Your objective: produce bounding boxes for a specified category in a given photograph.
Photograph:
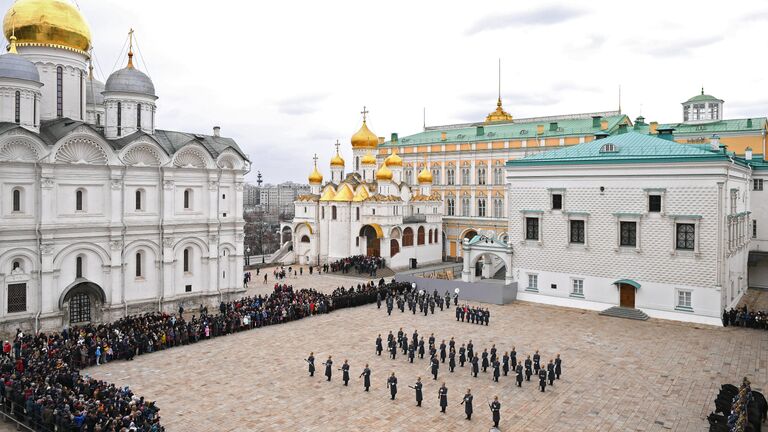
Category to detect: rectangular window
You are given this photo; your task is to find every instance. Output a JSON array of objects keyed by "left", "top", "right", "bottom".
[
  {"left": 447, "top": 169, "right": 455, "bottom": 185},
  {"left": 477, "top": 168, "right": 486, "bottom": 185},
  {"left": 753, "top": 220, "right": 758, "bottom": 239},
  {"left": 677, "top": 290, "right": 692, "bottom": 309},
  {"left": 754, "top": 179, "right": 764, "bottom": 191},
  {"left": 525, "top": 217, "right": 539, "bottom": 240},
  {"left": 527, "top": 274, "right": 538, "bottom": 290},
  {"left": 7, "top": 283, "right": 26, "bottom": 313},
  {"left": 676, "top": 223, "right": 695, "bottom": 250},
  {"left": 493, "top": 199, "right": 503, "bottom": 218},
  {"left": 462, "top": 168, "right": 470, "bottom": 185},
  {"left": 648, "top": 195, "right": 662, "bottom": 212},
  {"left": 620, "top": 221, "right": 636, "bottom": 247},
  {"left": 137, "top": 103, "right": 142, "bottom": 129},
  {"left": 56, "top": 67, "right": 63, "bottom": 118},
  {"left": 571, "top": 279, "right": 584, "bottom": 297},
  {"left": 569, "top": 220, "right": 585, "bottom": 244},
  {"left": 477, "top": 198, "right": 486, "bottom": 217},
  {"left": 461, "top": 197, "right": 470, "bottom": 217},
  {"left": 493, "top": 168, "right": 503, "bottom": 185},
  {"left": 117, "top": 102, "right": 122, "bottom": 137},
  {"left": 185, "top": 284, "right": 192, "bottom": 293},
  {"left": 552, "top": 194, "right": 562, "bottom": 210},
  {"left": 14, "top": 91, "right": 20, "bottom": 124},
  {"left": 447, "top": 198, "right": 455, "bottom": 216},
  {"left": 731, "top": 190, "right": 738, "bottom": 214}
]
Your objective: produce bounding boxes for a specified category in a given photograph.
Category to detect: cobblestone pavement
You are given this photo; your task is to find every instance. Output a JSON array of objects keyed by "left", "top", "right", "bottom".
[
  {"left": 80, "top": 269, "right": 768, "bottom": 432},
  {"left": 738, "top": 288, "right": 768, "bottom": 311}
]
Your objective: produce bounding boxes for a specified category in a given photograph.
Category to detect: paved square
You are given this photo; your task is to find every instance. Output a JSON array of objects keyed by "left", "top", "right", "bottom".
[{"left": 79, "top": 270, "right": 766, "bottom": 431}]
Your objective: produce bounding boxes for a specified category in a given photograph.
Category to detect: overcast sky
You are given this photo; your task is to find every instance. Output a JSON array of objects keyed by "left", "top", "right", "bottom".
[{"left": 63, "top": 0, "right": 768, "bottom": 183}]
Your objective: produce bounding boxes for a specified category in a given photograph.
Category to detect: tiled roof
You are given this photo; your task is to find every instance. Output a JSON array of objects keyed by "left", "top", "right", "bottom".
[{"left": 658, "top": 118, "right": 767, "bottom": 135}]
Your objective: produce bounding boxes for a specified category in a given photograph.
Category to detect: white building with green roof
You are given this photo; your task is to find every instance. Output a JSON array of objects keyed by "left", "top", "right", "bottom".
[{"left": 505, "top": 131, "right": 751, "bottom": 325}]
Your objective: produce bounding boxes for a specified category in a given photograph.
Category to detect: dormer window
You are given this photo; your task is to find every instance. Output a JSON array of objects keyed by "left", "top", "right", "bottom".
[{"left": 599, "top": 143, "right": 618, "bottom": 153}]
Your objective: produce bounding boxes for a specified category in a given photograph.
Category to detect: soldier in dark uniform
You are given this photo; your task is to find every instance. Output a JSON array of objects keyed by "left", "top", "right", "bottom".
[
  {"left": 389, "top": 340, "right": 397, "bottom": 360},
  {"left": 438, "top": 382, "right": 448, "bottom": 413},
  {"left": 533, "top": 350, "right": 541, "bottom": 374},
  {"left": 455, "top": 305, "right": 461, "bottom": 321},
  {"left": 461, "top": 388, "right": 473, "bottom": 420},
  {"left": 467, "top": 340, "right": 474, "bottom": 361},
  {"left": 376, "top": 292, "right": 382, "bottom": 309},
  {"left": 387, "top": 331, "right": 394, "bottom": 347},
  {"left": 449, "top": 337, "right": 456, "bottom": 351},
  {"left": 429, "top": 344, "right": 437, "bottom": 359},
  {"left": 387, "top": 372, "right": 398, "bottom": 400},
  {"left": 375, "top": 335, "right": 383, "bottom": 356},
  {"left": 469, "top": 307, "right": 475, "bottom": 323},
  {"left": 306, "top": 352, "right": 315, "bottom": 376},
  {"left": 459, "top": 344, "right": 466, "bottom": 367},
  {"left": 547, "top": 359, "right": 555, "bottom": 385},
  {"left": 524, "top": 355, "right": 532, "bottom": 381},
  {"left": 481, "top": 349, "right": 489, "bottom": 373},
  {"left": 459, "top": 305, "right": 465, "bottom": 321},
  {"left": 555, "top": 353, "right": 562, "bottom": 379},
  {"left": 484, "top": 308, "right": 490, "bottom": 325},
  {"left": 448, "top": 348, "right": 456, "bottom": 372},
  {"left": 408, "top": 343, "right": 415, "bottom": 363},
  {"left": 502, "top": 352, "right": 510, "bottom": 376},
  {"left": 341, "top": 359, "right": 350, "bottom": 386},
  {"left": 431, "top": 355, "right": 440, "bottom": 380},
  {"left": 490, "top": 396, "right": 501, "bottom": 428},
  {"left": 397, "top": 328, "right": 404, "bottom": 348},
  {"left": 418, "top": 337, "right": 425, "bottom": 359},
  {"left": 428, "top": 333, "right": 435, "bottom": 347},
  {"left": 402, "top": 337, "right": 408, "bottom": 356},
  {"left": 360, "top": 364, "right": 371, "bottom": 391},
  {"left": 324, "top": 356, "right": 333, "bottom": 381},
  {"left": 492, "top": 359, "right": 500, "bottom": 382},
  {"left": 471, "top": 354, "right": 479, "bottom": 378},
  {"left": 538, "top": 367, "right": 547, "bottom": 392},
  {"left": 515, "top": 361, "right": 524, "bottom": 387},
  {"left": 490, "top": 344, "right": 497, "bottom": 364},
  {"left": 412, "top": 329, "right": 419, "bottom": 346},
  {"left": 411, "top": 377, "right": 423, "bottom": 406},
  {"left": 454, "top": 293, "right": 458, "bottom": 306},
  {"left": 510, "top": 346, "right": 517, "bottom": 370},
  {"left": 439, "top": 340, "right": 447, "bottom": 363},
  {"left": 430, "top": 300, "right": 435, "bottom": 314}
]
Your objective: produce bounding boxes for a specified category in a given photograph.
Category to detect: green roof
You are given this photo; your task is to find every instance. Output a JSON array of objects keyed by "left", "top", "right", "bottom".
[
  {"left": 507, "top": 132, "right": 734, "bottom": 167},
  {"left": 684, "top": 93, "right": 722, "bottom": 103},
  {"left": 658, "top": 117, "right": 767, "bottom": 135},
  {"left": 613, "top": 279, "right": 641, "bottom": 289},
  {"left": 380, "top": 114, "right": 630, "bottom": 147}
]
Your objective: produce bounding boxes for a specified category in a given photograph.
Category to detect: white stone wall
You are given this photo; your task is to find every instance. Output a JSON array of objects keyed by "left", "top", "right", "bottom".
[{"left": 19, "top": 46, "right": 88, "bottom": 122}]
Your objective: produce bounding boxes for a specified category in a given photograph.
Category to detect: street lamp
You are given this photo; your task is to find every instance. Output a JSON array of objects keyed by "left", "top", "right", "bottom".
[{"left": 246, "top": 247, "right": 251, "bottom": 266}]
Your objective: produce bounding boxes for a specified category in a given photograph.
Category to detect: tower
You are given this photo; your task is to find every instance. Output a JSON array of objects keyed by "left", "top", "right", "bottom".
[
  {"left": 330, "top": 140, "right": 345, "bottom": 183},
  {"left": 308, "top": 154, "right": 323, "bottom": 194},
  {"left": 350, "top": 106, "right": 378, "bottom": 174}
]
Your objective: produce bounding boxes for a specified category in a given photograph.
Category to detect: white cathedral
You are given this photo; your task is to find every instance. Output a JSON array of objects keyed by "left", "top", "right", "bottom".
[
  {"left": 282, "top": 111, "right": 443, "bottom": 270},
  {"left": 0, "top": 0, "right": 249, "bottom": 332}
]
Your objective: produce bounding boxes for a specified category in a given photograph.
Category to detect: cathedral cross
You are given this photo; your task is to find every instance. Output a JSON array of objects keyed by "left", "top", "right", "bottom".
[
  {"left": 360, "top": 106, "right": 369, "bottom": 122},
  {"left": 334, "top": 140, "right": 341, "bottom": 155},
  {"left": 312, "top": 153, "right": 318, "bottom": 166}
]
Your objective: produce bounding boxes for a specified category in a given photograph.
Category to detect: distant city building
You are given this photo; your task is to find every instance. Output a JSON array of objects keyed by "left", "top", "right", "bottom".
[{"left": 244, "top": 181, "right": 310, "bottom": 219}]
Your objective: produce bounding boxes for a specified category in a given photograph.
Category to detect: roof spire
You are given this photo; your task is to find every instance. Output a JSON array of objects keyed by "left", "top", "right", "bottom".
[
  {"left": 498, "top": 58, "right": 501, "bottom": 104},
  {"left": 334, "top": 139, "right": 341, "bottom": 155},
  {"left": 127, "top": 28, "right": 134, "bottom": 68},
  {"left": 360, "top": 106, "right": 368, "bottom": 123},
  {"left": 618, "top": 84, "right": 622, "bottom": 114},
  {"left": 701, "top": 86, "right": 704, "bottom": 95},
  {"left": 312, "top": 153, "right": 318, "bottom": 168}
]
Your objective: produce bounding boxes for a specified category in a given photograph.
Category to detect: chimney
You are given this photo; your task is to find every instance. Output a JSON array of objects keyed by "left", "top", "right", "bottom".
[
  {"left": 592, "top": 115, "right": 602, "bottom": 128},
  {"left": 657, "top": 127, "right": 675, "bottom": 141},
  {"left": 635, "top": 115, "right": 646, "bottom": 125},
  {"left": 391, "top": 132, "right": 398, "bottom": 143},
  {"left": 536, "top": 124, "right": 544, "bottom": 135},
  {"left": 594, "top": 131, "right": 609, "bottom": 140},
  {"left": 476, "top": 125, "right": 485, "bottom": 136},
  {"left": 549, "top": 122, "right": 558, "bottom": 132},
  {"left": 618, "top": 124, "right": 628, "bottom": 134},
  {"left": 600, "top": 120, "right": 609, "bottom": 131},
  {"left": 440, "top": 131, "right": 447, "bottom": 141},
  {"left": 649, "top": 121, "right": 658, "bottom": 135},
  {"left": 747, "top": 119, "right": 753, "bottom": 128},
  {"left": 213, "top": 126, "right": 221, "bottom": 137},
  {"left": 710, "top": 134, "right": 720, "bottom": 151},
  {"left": 746, "top": 146, "right": 753, "bottom": 160}
]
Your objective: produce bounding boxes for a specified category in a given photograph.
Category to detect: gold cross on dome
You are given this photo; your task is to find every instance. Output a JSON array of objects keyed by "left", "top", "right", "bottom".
[
  {"left": 360, "top": 106, "right": 369, "bottom": 122},
  {"left": 334, "top": 140, "right": 341, "bottom": 154},
  {"left": 312, "top": 153, "right": 318, "bottom": 166}
]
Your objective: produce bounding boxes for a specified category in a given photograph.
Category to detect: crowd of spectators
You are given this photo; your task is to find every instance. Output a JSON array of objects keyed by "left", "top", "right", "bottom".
[
  {"left": 722, "top": 306, "right": 768, "bottom": 328},
  {"left": 326, "top": 256, "right": 385, "bottom": 276}
]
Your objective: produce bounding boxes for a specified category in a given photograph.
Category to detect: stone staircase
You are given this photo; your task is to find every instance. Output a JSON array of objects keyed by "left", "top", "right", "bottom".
[{"left": 598, "top": 306, "right": 650, "bottom": 321}]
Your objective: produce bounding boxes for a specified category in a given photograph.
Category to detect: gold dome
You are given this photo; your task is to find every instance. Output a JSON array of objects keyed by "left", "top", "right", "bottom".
[
  {"left": 319, "top": 185, "right": 336, "bottom": 201},
  {"left": 330, "top": 152, "right": 345, "bottom": 167},
  {"left": 485, "top": 97, "right": 513, "bottom": 123},
  {"left": 3, "top": 0, "right": 92, "bottom": 55},
  {"left": 376, "top": 164, "right": 393, "bottom": 181},
  {"left": 352, "top": 185, "right": 369, "bottom": 202},
  {"left": 385, "top": 151, "right": 402, "bottom": 167},
  {"left": 351, "top": 120, "right": 378, "bottom": 149},
  {"left": 361, "top": 152, "right": 377, "bottom": 165},
  {"left": 332, "top": 183, "right": 354, "bottom": 201},
  {"left": 308, "top": 166, "right": 323, "bottom": 184},
  {"left": 417, "top": 166, "right": 433, "bottom": 184}
]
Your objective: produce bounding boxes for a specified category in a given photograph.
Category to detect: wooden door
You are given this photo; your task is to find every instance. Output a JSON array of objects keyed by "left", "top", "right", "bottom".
[{"left": 619, "top": 284, "right": 635, "bottom": 308}]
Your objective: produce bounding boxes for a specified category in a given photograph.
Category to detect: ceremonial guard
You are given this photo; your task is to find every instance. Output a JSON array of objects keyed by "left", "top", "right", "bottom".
[
  {"left": 459, "top": 344, "right": 467, "bottom": 367},
  {"left": 502, "top": 352, "right": 510, "bottom": 376},
  {"left": 492, "top": 359, "right": 501, "bottom": 382},
  {"left": 456, "top": 305, "right": 461, "bottom": 321},
  {"left": 376, "top": 292, "right": 382, "bottom": 309},
  {"left": 462, "top": 389, "right": 473, "bottom": 420},
  {"left": 412, "top": 330, "right": 419, "bottom": 346},
  {"left": 482, "top": 349, "right": 489, "bottom": 373},
  {"left": 490, "top": 396, "right": 501, "bottom": 428},
  {"left": 490, "top": 344, "right": 497, "bottom": 364},
  {"left": 418, "top": 338, "right": 425, "bottom": 359},
  {"left": 449, "top": 348, "right": 456, "bottom": 373},
  {"left": 360, "top": 364, "right": 371, "bottom": 391},
  {"left": 428, "top": 333, "right": 435, "bottom": 347},
  {"left": 510, "top": 347, "right": 517, "bottom": 370},
  {"left": 431, "top": 356, "right": 440, "bottom": 380},
  {"left": 547, "top": 359, "right": 555, "bottom": 385},
  {"left": 485, "top": 308, "right": 490, "bottom": 325},
  {"left": 408, "top": 343, "right": 415, "bottom": 363},
  {"left": 387, "top": 372, "right": 398, "bottom": 400},
  {"left": 375, "top": 335, "right": 383, "bottom": 356},
  {"left": 439, "top": 340, "right": 447, "bottom": 363},
  {"left": 397, "top": 328, "right": 404, "bottom": 348},
  {"left": 411, "top": 377, "right": 423, "bottom": 407},
  {"left": 341, "top": 359, "right": 350, "bottom": 386},
  {"left": 467, "top": 341, "right": 474, "bottom": 362},
  {"left": 538, "top": 367, "right": 547, "bottom": 392},
  {"left": 324, "top": 356, "right": 333, "bottom": 382},
  {"left": 525, "top": 355, "right": 533, "bottom": 381},
  {"left": 306, "top": 352, "right": 315, "bottom": 377},
  {"left": 555, "top": 353, "right": 562, "bottom": 379},
  {"left": 533, "top": 350, "right": 541, "bottom": 374},
  {"left": 515, "top": 361, "right": 524, "bottom": 387},
  {"left": 449, "top": 337, "right": 456, "bottom": 351},
  {"left": 471, "top": 355, "right": 480, "bottom": 378},
  {"left": 438, "top": 383, "right": 448, "bottom": 413},
  {"left": 389, "top": 340, "right": 397, "bottom": 360}
]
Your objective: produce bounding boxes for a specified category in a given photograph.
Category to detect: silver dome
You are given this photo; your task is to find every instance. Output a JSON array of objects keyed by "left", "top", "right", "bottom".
[
  {"left": 0, "top": 53, "right": 40, "bottom": 82},
  {"left": 104, "top": 66, "right": 156, "bottom": 97},
  {"left": 86, "top": 78, "right": 105, "bottom": 105}
]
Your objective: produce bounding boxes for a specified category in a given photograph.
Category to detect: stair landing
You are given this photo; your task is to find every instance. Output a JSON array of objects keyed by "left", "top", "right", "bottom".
[{"left": 598, "top": 306, "right": 649, "bottom": 321}]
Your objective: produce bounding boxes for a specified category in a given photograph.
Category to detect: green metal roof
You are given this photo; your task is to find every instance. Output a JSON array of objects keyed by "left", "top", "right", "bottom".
[
  {"left": 613, "top": 279, "right": 641, "bottom": 289},
  {"left": 380, "top": 115, "right": 630, "bottom": 147},
  {"left": 507, "top": 132, "right": 734, "bottom": 167},
  {"left": 658, "top": 117, "right": 767, "bottom": 135},
  {"left": 684, "top": 93, "right": 722, "bottom": 103}
]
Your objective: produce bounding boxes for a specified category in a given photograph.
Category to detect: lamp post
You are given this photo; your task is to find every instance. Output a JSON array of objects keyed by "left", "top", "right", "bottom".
[{"left": 246, "top": 247, "right": 251, "bottom": 266}]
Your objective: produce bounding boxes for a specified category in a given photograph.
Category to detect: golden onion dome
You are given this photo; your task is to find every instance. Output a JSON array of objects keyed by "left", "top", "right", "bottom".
[
  {"left": 361, "top": 152, "right": 377, "bottom": 165},
  {"left": 385, "top": 151, "right": 402, "bottom": 167},
  {"left": 332, "top": 183, "right": 354, "bottom": 201},
  {"left": 330, "top": 152, "right": 345, "bottom": 167},
  {"left": 417, "top": 167, "right": 433, "bottom": 184},
  {"left": 351, "top": 120, "right": 378, "bottom": 149},
  {"left": 3, "top": 0, "right": 92, "bottom": 55},
  {"left": 376, "top": 164, "right": 393, "bottom": 181},
  {"left": 308, "top": 166, "right": 323, "bottom": 184}
]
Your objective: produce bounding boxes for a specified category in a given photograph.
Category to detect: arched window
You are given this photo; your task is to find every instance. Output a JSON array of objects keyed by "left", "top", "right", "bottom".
[
  {"left": 137, "top": 103, "right": 142, "bottom": 129},
  {"left": 33, "top": 96, "right": 36, "bottom": 125},
  {"left": 75, "top": 189, "right": 85, "bottom": 212},
  {"left": 417, "top": 226, "right": 425, "bottom": 245},
  {"left": 96, "top": 113, "right": 101, "bottom": 126},
  {"left": 11, "top": 260, "right": 21, "bottom": 272},
  {"left": 12, "top": 188, "right": 21, "bottom": 212},
  {"left": 332, "top": 206, "right": 337, "bottom": 220},
  {"left": 135, "top": 251, "right": 143, "bottom": 277},
  {"left": 56, "top": 66, "right": 63, "bottom": 118},
  {"left": 14, "top": 91, "right": 20, "bottom": 124},
  {"left": 403, "top": 227, "right": 414, "bottom": 247},
  {"left": 390, "top": 239, "right": 400, "bottom": 257},
  {"left": 75, "top": 255, "right": 83, "bottom": 278},
  {"left": 301, "top": 235, "right": 310, "bottom": 243},
  {"left": 183, "top": 248, "right": 191, "bottom": 272},
  {"left": 428, "top": 229, "right": 433, "bottom": 244},
  {"left": 478, "top": 198, "right": 486, "bottom": 217},
  {"left": 135, "top": 189, "right": 144, "bottom": 211},
  {"left": 117, "top": 102, "right": 122, "bottom": 136},
  {"left": 356, "top": 207, "right": 360, "bottom": 221},
  {"left": 183, "top": 189, "right": 192, "bottom": 209}
]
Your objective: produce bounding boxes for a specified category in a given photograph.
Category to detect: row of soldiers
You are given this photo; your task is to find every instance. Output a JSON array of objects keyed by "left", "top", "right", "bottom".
[
  {"left": 378, "top": 287, "right": 456, "bottom": 317},
  {"left": 305, "top": 353, "right": 501, "bottom": 428},
  {"left": 455, "top": 304, "right": 491, "bottom": 325},
  {"left": 375, "top": 330, "right": 563, "bottom": 391}
]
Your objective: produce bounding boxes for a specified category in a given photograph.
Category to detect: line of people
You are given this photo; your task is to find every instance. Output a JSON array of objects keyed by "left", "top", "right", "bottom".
[
  {"left": 327, "top": 255, "right": 385, "bottom": 276},
  {"left": 455, "top": 304, "right": 491, "bottom": 326},
  {"left": 378, "top": 286, "right": 458, "bottom": 318},
  {"left": 723, "top": 306, "right": 768, "bottom": 329}
]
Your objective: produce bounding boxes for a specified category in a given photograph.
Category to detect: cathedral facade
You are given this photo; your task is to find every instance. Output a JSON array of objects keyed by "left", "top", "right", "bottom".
[
  {"left": 283, "top": 112, "right": 443, "bottom": 270},
  {"left": 0, "top": 0, "right": 249, "bottom": 332}
]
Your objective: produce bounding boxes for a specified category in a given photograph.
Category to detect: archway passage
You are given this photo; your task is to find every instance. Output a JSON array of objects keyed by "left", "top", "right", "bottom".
[
  {"left": 473, "top": 253, "right": 507, "bottom": 281},
  {"left": 360, "top": 225, "right": 381, "bottom": 257},
  {"left": 61, "top": 280, "right": 106, "bottom": 324},
  {"left": 281, "top": 226, "right": 293, "bottom": 244}
]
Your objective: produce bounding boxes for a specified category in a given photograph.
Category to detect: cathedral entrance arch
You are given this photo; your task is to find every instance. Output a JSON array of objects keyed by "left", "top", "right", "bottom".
[
  {"left": 60, "top": 280, "right": 106, "bottom": 325},
  {"left": 360, "top": 225, "right": 382, "bottom": 257},
  {"left": 461, "top": 235, "right": 514, "bottom": 284}
]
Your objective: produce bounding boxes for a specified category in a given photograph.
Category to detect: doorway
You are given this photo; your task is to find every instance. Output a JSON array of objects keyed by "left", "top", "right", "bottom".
[{"left": 619, "top": 284, "right": 635, "bottom": 308}]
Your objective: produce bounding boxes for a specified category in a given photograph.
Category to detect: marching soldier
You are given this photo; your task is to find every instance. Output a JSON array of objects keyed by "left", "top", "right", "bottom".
[
  {"left": 515, "top": 361, "right": 524, "bottom": 387},
  {"left": 502, "top": 352, "right": 510, "bottom": 376},
  {"left": 461, "top": 389, "right": 473, "bottom": 420},
  {"left": 467, "top": 340, "right": 474, "bottom": 361},
  {"left": 376, "top": 291, "right": 382, "bottom": 309},
  {"left": 389, "top": 340, "right": 397, "bottom": 360},
  {"left": 492, "top": 359, "right": 500, "bottom": 382},
  {"left": 397, "top": 328, "right": 404, "bottom": 348},
  {"left": 490, "top": 396, "right": 501, "bottom": 428},
  {"left": 341, "top": 359, "right": 350, "bottom": 386},
  {"left": 555, "top": 353, "right": 562, "bottom": 379},
  {"left": 439, "top": 340, "right": 447, "bottom": 363},
  {"left": 481, "top": 348, "right": 489, "bottom": 373},
  {"left": 306, "top": 352, "right": 315, "bottom": 377},
  {"left": 408, "top": 343, "right": 415, "bottom": 363},
  {"left": 387, "top": 372, "right": 398, "bottom": 400},
  {"left": 490, "top": 344, "right": 497, "bottom": 364},
  {"left": 360, "top": 364, "right": 371, "bottom": 391},
  {"left": 375, "top": 334, "right": 383, "bottom": 356},
  {"left": 471, "top": 354, "right": 479, "bottom": 378},
  {"left": 456, "top": 305, "right": 461, "bottom": 321},
  {"left": 428, "top": 333, "right": 435, "bottom": 347},
  {"left": 547, "top": 359, "right": 556, "bottom": 386},
  {"left": 412, "top": 329, "right": 419, "bottom": 346},
  {"left": 449, "top": 348, "right": 456, "bottom": 373},
  {"left": 431, "top": 355, "right": 440, "bottom": 380},
  {"left": 533, "top": 350, "right": 541, "bottom": 374},
  {"left": 438, "top": 382, "right": 448, "bottom": 413},
  {"left": 459, "top": 344, "right": 467, "bottom": 367},
  {"left": 418, "top": 337, "right": 425, "bottom": 359},
  {"left": 484, "top": 308, "right": 490, "bottom": 325},
  {"left": 510, "top": 346, "right": 517, "bottom": 370},
  {"left": 538, "top": 366, "right": 547, "bottom": 392},
  {"left": 410, "top": 377, "right": 423, "bottom": 406},
  {"left": 324, "top": 356, "right": 333, "bottom": 382},
  {"left": 524, "top": 355, "right": 533, "bottom": 381}
]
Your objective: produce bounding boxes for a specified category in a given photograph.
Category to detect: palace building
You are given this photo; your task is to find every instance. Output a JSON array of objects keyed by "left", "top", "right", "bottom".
[{"left": 0, "top": 0, "right": 249, "bottom": 332}]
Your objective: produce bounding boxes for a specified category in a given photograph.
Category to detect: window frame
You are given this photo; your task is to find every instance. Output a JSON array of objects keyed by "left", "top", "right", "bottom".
[
  {"left": 447, "top": 197, "right": 455, "bottom": 216},
  {"left": 461, "top": 196, "right": 470, "bottom": 217},
  {"left": 477, "top": 198, "right": 486, "bottom": 217},
  {"left": 446, "top": 168, "right": 455, "bottom": 185},
  {"left": 14, "top": 90, "right": 20, "bottom": 124},
  {"left": 135, "top": 251, "right": 144, "bottom": 278},
  {"left": 526, "top": 273, "right": 538, "bottom": 292},
  {"left": 75, "top": 188, "right": 86, "bottom": 212},
  {"left": 6, "top": 283, "right": 26, "bottom": 313},
  {"left": 11, "top": 187, "right": 22, "bottom": 213},
  {"left": 754, "top": 178, "right": 764, "bottom": 191},
  {"left": 569, "top": 219, "right": 586, "bottom": 245},
  {"left": 56, "top": 66, "right": 63, "bottom": 118},
  {"left": 183, "top": 248, "right": 191, "bottom": 273},
  {"left": 525, "top": 217, "right": 540, "bottom": 241},
  {"left": 570, "top": 278, "right": 584, "bottom": 298},
  {"left": 183, "top": 188, "right": 192, "bottom": 210},
  {"left": 493, "top": 198, "right": 503, "bottom": 219},
  {"left": 675, "top": 223, "right": 696, "bottom": 251},
  {"left": 648, "top": 195, "right": 662, "bottom": 213},
  {"left": 675, "top": 289, "right": 693, "bottom": 312}
]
